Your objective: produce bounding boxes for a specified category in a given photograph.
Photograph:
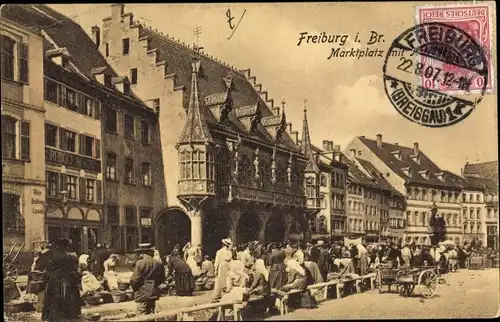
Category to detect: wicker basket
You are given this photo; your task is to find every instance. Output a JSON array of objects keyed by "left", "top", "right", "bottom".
[{"left": 111, "top": 291, "right": 126, "bottom": 303}]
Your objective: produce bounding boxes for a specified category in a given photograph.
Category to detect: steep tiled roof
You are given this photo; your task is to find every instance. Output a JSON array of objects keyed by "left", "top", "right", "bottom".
[
  {"left": 356, "top": 158, "right": 404, "bottom": 198},
  {"left": 138, "top": 27, "right": 300, "bottom": 152},
  {"left": 3, "top": 4, "right": 150, "bottom": 112},
  {"left": 358, "top": 136, "right": 462, "bottom": 188},
  {"left": 463, "top": 176, "right": 498, "bottom": 194},
  {"left": 340, "top": 157, "right": 375, "bottom": 187},
  {"left": 463, "top": 161, "right": 498, "bottom": 182}
]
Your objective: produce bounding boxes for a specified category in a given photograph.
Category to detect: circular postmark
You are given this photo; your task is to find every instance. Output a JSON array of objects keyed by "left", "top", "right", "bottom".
[{"left": 383, "top": 22, "right": 488, "bottom": 127}]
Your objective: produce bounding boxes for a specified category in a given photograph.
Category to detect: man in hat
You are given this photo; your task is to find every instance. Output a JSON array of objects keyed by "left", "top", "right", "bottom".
[
  {"left": 213, "top": 238, "right": 233, "bottom": 301},
  {"left": 317, "top": 240, "right": 330, "bottom": 281},
  {"left": 130, "top": 243, "right": 166, "bottom": 315}
]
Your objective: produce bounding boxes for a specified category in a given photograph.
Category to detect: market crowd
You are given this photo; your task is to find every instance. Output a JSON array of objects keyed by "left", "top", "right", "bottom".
[{"left": 23, "top": 235, "right": 497, "bottom": 320}]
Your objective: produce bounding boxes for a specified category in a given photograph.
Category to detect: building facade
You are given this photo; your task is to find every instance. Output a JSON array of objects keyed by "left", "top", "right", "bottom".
[
  {"left": 1, "top": 17, "right": 46, "bottom": 253},
  {"left": 346, "top": 135, "right": 464, "bottom": 246},
  {"left": 97, "top": 4, "right": 320, "bottom": 256}
]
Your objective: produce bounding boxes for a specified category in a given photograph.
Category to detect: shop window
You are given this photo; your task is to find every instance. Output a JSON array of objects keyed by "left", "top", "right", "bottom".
[
  {"left": 141, "top": 120, "right": 150, "bottom": 143},
  {"left": 46, "top": 171, "right": 59, "bottom": 197},
  {"left": 3, "top": 193, "right": 25, "bottom": 234},
  {"left": 124, "top": 114, "right": 134, "bottom": 139},
  {"left": 105, "top": 108, "right": 117, "bottom": 133},
  {"left": 86, "top": 179, "right": 95, "bottom": 202},
  {"left": 124, "top": 158, "right": 135, "bottom": 184},
  {"left": 106, "top": 153, "right": 117, "bottom": 180},
  {"left": 141, "top": 162, "right": 151, "bottom": 186},
  {"left": 2, "top": 116, "right": 16, "bottom": 159}
]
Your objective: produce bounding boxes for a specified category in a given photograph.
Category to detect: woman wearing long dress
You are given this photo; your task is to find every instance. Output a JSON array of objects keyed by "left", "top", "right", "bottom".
[
  {"left": 281, "top": 259, "right": 316, "bottom": 309},
  {"left": 42, "top": 237, "right": 82, "bottom": 321},
  {"left": 268, "top": 243, "right": 286, "bottom": 291},
  {"left": 167, "top": 250, "right": 195, "bottom": 296},
  {"left": 103, "top": 254, "right": 119, "bottom": 291},
  {"left": 213, "top": 238, "right": 234, "bottom": 301},
  {"left": 186, "top": 247, "right": 202, "bottom": 278}
]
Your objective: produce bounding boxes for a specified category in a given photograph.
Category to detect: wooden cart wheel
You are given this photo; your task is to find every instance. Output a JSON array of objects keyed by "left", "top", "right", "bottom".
[
  {"left": 419, "top": 270, "right": 438, "bottom": 299},
  {"left": 4, "top": 263, "right": 18, "bottom": 281}
]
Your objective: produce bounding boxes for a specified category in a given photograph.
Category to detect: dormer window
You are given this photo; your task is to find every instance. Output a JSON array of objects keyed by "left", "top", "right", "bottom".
[
  {"left": 419, "top": 170, "right": 430, "bottom": 180},
  {"left": 411, "top": 154, "right": 421, "bottom": 164},
  {"left": 62, "top": 56, "right": 69, "bottom": 69},
  {"left": 402, "top": 166, "right": 412, "bottom": 177},
  {"left": 435, "top": 172, "right": 445, "bottom": 181},
  {"left": 391, "top": 150, "right": 402, "bottom": 160}
]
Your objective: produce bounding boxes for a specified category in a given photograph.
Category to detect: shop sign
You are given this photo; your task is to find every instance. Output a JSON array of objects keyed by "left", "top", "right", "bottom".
[
  {"left": 45, "top": 147, "right": 101, "bottom": 173},
  {"left": 31, "top": 188, "right": 46, "bottom": 215}
]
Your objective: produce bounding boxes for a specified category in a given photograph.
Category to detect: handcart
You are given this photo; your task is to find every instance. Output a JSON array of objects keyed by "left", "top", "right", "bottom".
[
  {"left": 376, "top": 264, "right": 403, "bottom": 294},
  {"left": 3, "top": 242, "right": 25, "bottom": 281},
  {"left": 396, "top": 267, "right": 438, "bottom": 299}
]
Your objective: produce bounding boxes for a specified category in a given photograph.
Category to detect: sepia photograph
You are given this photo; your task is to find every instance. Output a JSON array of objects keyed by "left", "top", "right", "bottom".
[{"left": 1, "top": 2, "right": 498, "bottom": 321}]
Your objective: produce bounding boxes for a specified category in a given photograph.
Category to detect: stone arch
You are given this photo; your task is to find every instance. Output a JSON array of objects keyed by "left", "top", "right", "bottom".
[
  {"left": 156, "top": 208, "right": 191, "bottom": 258},
  {"left": 265, "top": 212, "right": 287, "bottom": 244},
  {"left": 236, "top": 212, "right": 261, "bottom": 246},
  {"left": 85, "top": 208, "right": 102, "bottom": 221},
  {"left": 203, "top": 210, "right": 230, "bottom": 258},
  {"left": 67, "top": 207, "right": 84, "bottom": 220}
]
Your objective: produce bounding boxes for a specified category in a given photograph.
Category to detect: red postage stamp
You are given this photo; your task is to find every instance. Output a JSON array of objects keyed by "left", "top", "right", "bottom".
[{"left": 416, "top": 3, "right": 494, "bottom": 93}]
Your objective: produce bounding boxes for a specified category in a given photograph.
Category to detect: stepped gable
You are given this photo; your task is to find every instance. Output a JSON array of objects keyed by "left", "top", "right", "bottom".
[
  {"left": 138, "top": 27, "right": 299, "bottom": 151},
  {"left": 358, "top": 136, "right": 461, "bottom": 188},
  {"left": 463, "top": 161, "right": 498, "bottom": 182},
  {"left": 356, "top": 158, "right": 404, "bottom": 197}
]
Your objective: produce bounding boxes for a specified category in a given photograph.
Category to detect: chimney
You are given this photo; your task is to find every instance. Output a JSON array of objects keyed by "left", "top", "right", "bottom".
[
  {"left": 413, "top": 142, "right": 419, "bottom": 155},
  {"left": 350, "top": 148, "right": 356, "bottom": 159},
  {"left": 334, "top": 145, "right": 341, "bottom": 152},
  {"left": 91, "top": 25, "right": 100, "bottom": 48},
  {"left": 291, "top": 131, "right": 299, "bottom": 144},
  {"left": 287, "top": 123, "right": 292, "bottom": 132},
  {"left": 328, "top": 141, "right": 334, "bottom": 151},
  {"left": 322, "top": 140, "right": 330, "bottom": 151},
  {"left": 376, "top": 133, "right": 383, "bottom": 148}
]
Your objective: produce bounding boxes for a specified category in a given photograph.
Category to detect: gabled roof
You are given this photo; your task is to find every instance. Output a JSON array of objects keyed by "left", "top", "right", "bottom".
[
  {"left": 358, "top": 136, "right": 462, "bottom": 188},
  {"left": 356, "top": 158, "right": 404, "bottom": 198},
  {"left": 463, "top": 161, "right": 498, "bottom": 182},
  {"left": 340, "top": 157, "right": 375, "bottom": 187},
  {"left": 137, "top": 26, "right": 300, "bottom": 151},
  {"left": 463, "top": 175, "right": 498, "bottom": 194}
]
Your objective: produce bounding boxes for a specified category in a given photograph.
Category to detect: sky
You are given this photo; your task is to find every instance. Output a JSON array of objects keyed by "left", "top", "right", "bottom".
[{"left": 49, "top": 3, "right": 498, "bottom": 175}]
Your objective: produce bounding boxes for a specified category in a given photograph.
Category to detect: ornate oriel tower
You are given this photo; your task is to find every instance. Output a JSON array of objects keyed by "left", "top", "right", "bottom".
[
  {"left": 176, "top": 56, "right": 215, "bottom": 247},
  {"left": 300, "top": 102, "right": 321, "bottom": 237}
]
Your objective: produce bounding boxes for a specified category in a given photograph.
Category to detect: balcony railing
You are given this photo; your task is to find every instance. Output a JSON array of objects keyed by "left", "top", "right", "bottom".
[{"left": 220, "top": 184, "right": 306, "bottom": 207}]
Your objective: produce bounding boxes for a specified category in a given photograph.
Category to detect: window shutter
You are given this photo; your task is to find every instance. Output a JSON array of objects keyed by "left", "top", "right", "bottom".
[
  {"left": 78, "top": 134, "right": 85, "bottom": 155},
  {"left": 96, "top": 180, "right": 102, "bottom": 203},
  {"left": 95, "top": 139, "right": 101, "bottom": 159},
  {"left": 79, "top": 177, "right": 86, "bottom": 201},
  {"left": 19, "top": 43, "right": 29, "bottom": 84},
  {"left": 95, "top": 101, "right": 101, "bottom": 120},
  {"left": 60, "top": 129, "right": 66, "bottom": 150},
  {"left": 20, "top": 121, "right": 30, "bottom": 160}
]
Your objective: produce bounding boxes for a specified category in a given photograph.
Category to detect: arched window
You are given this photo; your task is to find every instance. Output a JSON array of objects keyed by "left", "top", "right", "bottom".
[{"left": 3, "top": 193, "right": 24, "bottom": 234}]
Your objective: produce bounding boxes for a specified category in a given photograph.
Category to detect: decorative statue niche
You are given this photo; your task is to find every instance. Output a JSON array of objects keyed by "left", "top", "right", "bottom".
[
  {"left": 253, "top": 148, "right": 260, "bottom": 180},
  {"left": 250, "top": 113, "right": 261, "bottom": 133},
  {"left": 220, "top": 100, "right": 232, "bottom": 123},
  {"left": 287, "top": 151, "right": 293, "bottom": 187},
  {"left": 228, "top": 135, "right": 243, "bottom": 184}
]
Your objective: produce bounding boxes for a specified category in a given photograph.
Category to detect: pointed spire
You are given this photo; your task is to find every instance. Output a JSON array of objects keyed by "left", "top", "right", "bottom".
[
  {"left": 301, "top": 99, "right": 319, "bottom": 172},
  {"left": 177, "top": 57, "right": 213, "bottom": 145}
]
